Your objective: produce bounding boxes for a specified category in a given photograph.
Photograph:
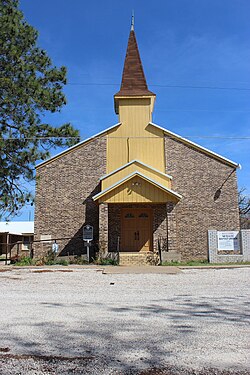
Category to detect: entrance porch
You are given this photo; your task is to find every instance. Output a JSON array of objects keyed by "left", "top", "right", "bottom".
[
  {"left": 94, "top": 165, "right": 182, "bottom": 265},
  {"left": 98, "top": 203, "right": 179, "bottom": 265}
]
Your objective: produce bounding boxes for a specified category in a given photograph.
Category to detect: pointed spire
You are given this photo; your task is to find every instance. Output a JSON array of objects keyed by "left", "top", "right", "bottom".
[{"left": 114, "top": 22, "right": 155, "bottom": 98}]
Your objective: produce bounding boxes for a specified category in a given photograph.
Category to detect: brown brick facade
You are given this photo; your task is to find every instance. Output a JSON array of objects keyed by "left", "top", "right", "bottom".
[
  {"left": 34, "top": 132, "right": 240, "bottom": 263},
  {"left": 164, "top": 136, "right": 240, "bottom": 260},
  {"left": 34, "top": 137, "right": 106, "bottom": 257}
]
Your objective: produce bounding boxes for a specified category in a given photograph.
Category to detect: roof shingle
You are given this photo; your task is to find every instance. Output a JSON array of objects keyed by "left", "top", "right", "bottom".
[{"left": 114, "top": 30, "right": 155, "bottom": 97}]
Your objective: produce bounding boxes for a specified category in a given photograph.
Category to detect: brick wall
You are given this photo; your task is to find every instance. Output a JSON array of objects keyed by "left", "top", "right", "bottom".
[
  {"left": 165, "top": 136, "right": 240, "bottom": 260},
  {"left": 34, "top": 137, "right": 106, "bottom": 257}
]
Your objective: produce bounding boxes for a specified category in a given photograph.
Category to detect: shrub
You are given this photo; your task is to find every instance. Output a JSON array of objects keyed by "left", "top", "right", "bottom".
[
  {"left": 94, "top": 257, "right": 118, "bottom": 266},
  {"left": 14, "top": 256, "right": 34, "bottom": 266}
]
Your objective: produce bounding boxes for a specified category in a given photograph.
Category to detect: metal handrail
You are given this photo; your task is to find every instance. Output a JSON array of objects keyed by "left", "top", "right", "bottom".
[{"left": 116, "top": 236, "right": 120, "bottom": 264}]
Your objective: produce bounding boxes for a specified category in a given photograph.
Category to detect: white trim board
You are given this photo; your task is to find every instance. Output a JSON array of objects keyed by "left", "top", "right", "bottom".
[
  {"left": 149, "top": 122, "right": 240, "bottom": 169},
  {"left": 100, "top": 159, "right": 173, "bottom": 181},
  {"left": 93, "top": 171, "right": 182, "bottom": 201},
  {"left": 36, "top": 123, "right": 121, "bottom": 169}
]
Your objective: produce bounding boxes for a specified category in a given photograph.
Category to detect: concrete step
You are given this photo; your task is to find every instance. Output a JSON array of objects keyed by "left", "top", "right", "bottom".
[{"left": 119, "top": 252, "right": 159, "bottom": 266}]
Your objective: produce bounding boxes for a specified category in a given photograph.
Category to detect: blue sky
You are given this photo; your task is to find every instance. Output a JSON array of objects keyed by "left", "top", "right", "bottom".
[{"left": 15, "top": 0, "right": 250, "bottom": 220}]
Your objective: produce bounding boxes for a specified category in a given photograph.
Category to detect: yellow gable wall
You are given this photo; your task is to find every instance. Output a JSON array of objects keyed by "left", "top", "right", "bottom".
[
  {"left": 107, "top": 98, "right": 165, "bottom": 173},
  {"left": 98, "top": 176, "right": 178, "bottom": 204},
  {"left": 102, "top": 162, "right": 171, "bottom": 190}
]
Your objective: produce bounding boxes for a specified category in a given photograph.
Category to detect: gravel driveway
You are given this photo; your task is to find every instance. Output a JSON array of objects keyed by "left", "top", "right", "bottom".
[{"left": 0, "top": 267, "right": 249, "bottom": 374}]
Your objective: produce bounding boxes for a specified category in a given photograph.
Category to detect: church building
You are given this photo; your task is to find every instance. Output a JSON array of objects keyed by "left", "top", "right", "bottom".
[{"left": 34, "top": 22, "right": 240, "bottom": 264}]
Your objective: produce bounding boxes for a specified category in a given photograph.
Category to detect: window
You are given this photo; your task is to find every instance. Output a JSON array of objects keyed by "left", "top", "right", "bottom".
[
  {"left": 22, "top": 236, "right": 30, "bottom": 251},
  {"left": 139, "top": 213, "right": 149, "bottom": 218},
  {"left": 125, "top": 213, "right": 135, "bottom": 218}
]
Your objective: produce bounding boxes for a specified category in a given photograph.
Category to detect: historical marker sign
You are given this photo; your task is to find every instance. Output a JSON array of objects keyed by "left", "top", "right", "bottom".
[
  {"left": 217, "top": 231, "right": 240, "bottom": 251},
  {"left": 83, "top": 225, "right": 93, "bottom": 241}
]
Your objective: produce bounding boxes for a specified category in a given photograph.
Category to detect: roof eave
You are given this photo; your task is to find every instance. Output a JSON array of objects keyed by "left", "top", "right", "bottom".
[
  {"left": 36, "top": 122, "right": 121, "bottom": 169},
  {"left": 149, "top": 122, "right": 240, "bottom": 169},
  {"left": 93, "top": 171, "right": 182, "bottom": 202},
  {"left": 100, "top": 159, "right": 173, "bottom": 181}
]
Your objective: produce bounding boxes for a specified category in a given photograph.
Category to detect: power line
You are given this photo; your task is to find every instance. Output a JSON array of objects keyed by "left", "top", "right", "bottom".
[
  {"left": 2, "top": 136, "right": 79, "bottom": 140},
  {"left": 2, "top": 136, "right": 250, "bottom": 141},
  {"left": 68, "top": 82, "right": 250, "bottom": 91},
  {"left": 155, "top": 109, "right": 250, "bottom": 113}
]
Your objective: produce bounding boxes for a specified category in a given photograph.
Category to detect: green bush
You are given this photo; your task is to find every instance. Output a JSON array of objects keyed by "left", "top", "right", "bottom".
[
  {"left": 14, "top": 256, "right": 34, "bottom": 266},
  {"left": 68, "top": 256, "right": 88, "bottom": 265},
  {"left": 45, "top": 258, "right": 68, "bottom": 266},
  {"left": 94, "top": 257, "right": 118, "bottom": 266}
]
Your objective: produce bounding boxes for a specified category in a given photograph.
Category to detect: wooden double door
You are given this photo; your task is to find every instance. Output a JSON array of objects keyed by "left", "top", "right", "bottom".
[{"left": 121, "top": 208, "right": 152, "bottom": 252}]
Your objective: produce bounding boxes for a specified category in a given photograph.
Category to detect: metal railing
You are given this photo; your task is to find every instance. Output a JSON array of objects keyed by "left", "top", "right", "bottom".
[{"left": 116, "top": 236, "right": 120, "bottom": 264}]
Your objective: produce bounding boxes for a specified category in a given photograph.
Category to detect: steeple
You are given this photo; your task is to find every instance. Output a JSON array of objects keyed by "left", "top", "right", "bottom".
[
  {"left": 131, "top": 10, "right": 134, "bottom": 31},
  {"left": 114, "top": 20, "right": 155, "bottom": 114}
]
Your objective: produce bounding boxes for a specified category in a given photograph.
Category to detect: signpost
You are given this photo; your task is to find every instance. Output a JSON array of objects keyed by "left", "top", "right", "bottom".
[
  {"left": 83, "top": 225, "right": 93, "bottom": 263},
  {"left": 217, "top": 231, "right": 240, "bottom": 251}
]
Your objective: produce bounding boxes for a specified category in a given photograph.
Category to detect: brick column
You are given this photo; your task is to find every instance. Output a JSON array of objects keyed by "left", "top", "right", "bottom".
[
  {"left": 166, "top": 202, "right": 178, "bottom": 252},
  {"left": 99, "top": 203, "right": 108, "bottom": 256}
]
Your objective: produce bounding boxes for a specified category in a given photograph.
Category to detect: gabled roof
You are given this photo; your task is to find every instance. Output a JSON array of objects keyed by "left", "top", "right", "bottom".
[
  {"left": 149, "top": 122, "right": 240, "bottom": 169},
  {"left": 93, "top": 171, "right": 182, "bottom": 202},
  {"left": 100, "top": 159, "right": 173, "bottom": 181},
  {"left": 114, "top": 30, "right": 155, "bottom": 98},
  {"left": 36, "top": 122, "right": 121, "bottom": 169}
]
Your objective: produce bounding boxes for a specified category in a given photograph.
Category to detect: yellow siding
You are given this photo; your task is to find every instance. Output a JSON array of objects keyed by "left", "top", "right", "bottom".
[
  {"left": 107, "top": 98, "right": 165, "bottom": 173},
  {"left": 102, "top": 161, "right": 171, "bottom": 190},
  {"left": 99, "top": 176, "right": 178, "bottom": 204}
]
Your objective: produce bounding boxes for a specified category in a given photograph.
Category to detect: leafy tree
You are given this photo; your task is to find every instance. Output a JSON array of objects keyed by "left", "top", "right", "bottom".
[
  {"left": 238, "top": 188, "right": 250, "bottom": 229},
  {"left": 0, "top": 0, "right": 80, "bottom": 218}
]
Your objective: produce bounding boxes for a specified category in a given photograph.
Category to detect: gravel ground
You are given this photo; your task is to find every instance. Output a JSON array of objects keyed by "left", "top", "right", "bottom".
[{"left": 0, "top": 267, "right": 249, "bottom": 374}]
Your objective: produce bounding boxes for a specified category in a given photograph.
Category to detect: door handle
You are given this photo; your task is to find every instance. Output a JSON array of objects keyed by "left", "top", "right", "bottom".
[{"left": 134, "top": 231, "right": 140, "bottom": 240}]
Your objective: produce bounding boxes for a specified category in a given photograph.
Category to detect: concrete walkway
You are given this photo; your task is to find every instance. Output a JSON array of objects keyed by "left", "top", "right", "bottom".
[
  {"left": 0, "top": 264, "right": 181, "bottom": 274},
  {"left": 101, "top": 265, "right": 181, "bottom": 274},
  {"left": 1, "top": 264, "right": 250, "bottom": 274}
]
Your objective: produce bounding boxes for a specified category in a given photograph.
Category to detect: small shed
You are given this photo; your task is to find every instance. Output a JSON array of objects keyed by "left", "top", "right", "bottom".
[{"left": 0, "top": 222, "right": 34, "bottom": 259}]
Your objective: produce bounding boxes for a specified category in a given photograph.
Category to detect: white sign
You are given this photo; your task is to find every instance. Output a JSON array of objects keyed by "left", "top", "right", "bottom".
[
  {"left": 217, "top": 231, "right": 240, "bottom": 251},
  {"left": 52, "top": 242, "right": 59, "bottom": 253}
]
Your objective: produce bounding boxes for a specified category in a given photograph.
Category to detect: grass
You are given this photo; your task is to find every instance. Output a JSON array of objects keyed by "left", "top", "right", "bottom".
[
  {"left": 94, "top": 257, "right": 119, "bottom": 266},
  {"left": 161, "top": 260, "right": 250, "bottom": 266},
  {"left": 14, "top": 256, "right": 34, "bottom": 266},
  {"left": 14, "top": 256, "right": 68, "bottom": 267}
]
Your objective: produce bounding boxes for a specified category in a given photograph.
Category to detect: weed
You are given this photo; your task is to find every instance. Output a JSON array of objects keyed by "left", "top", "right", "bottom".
[
  {"left": 94, "top": 257, "right": 119, "bottom": 266},
  {"left": 14, "top": 256, "right": 34, "bottom": 266},
  {"left": 161, "top": 260, "right": 250, "bottom": 266},
  {"left": 68, "top": 256, "right": 88, "bottom": 265}
]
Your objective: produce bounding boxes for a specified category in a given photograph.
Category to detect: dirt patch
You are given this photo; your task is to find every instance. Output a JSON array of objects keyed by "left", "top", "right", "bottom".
[
  {"left": 134, "top": 367, "right": 249, "bottom": 375},
  {"left": 0, "top": 348, "right": 10, "bottom": 353},
  {"left": 32, "top": 269, "right": 73, "bottom": 273},
  {"left": 0, "top": 353, "right": 93, "bottom": 362}
]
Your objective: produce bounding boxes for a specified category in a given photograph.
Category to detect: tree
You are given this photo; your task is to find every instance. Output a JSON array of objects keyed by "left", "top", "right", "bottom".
[
  {"left": 0, "top": 0, "right": 80, "bottom": 218},
  {"left": 238, "top": 188, "right": 250, "bottom": 229}
]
